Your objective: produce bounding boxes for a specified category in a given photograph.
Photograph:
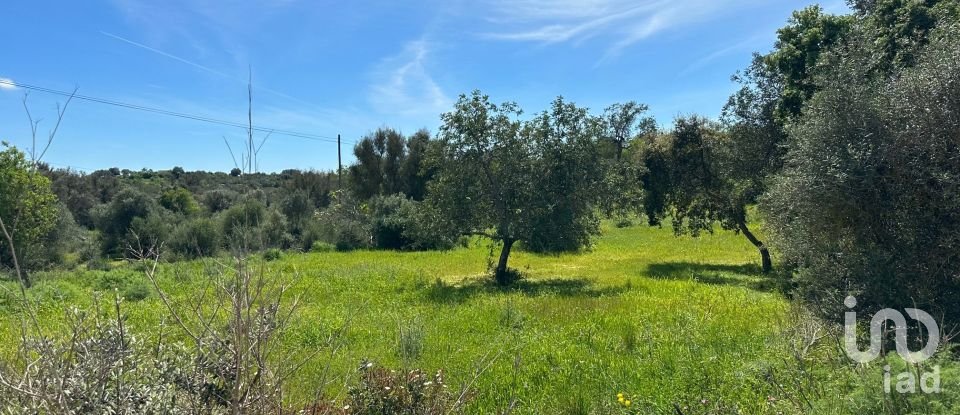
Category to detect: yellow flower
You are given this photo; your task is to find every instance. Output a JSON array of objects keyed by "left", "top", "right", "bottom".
[
  {"left": 625, "top": 400, "right": 632, "bottom": 407},
  {"left": 617, "top": 393, "right": 624, "bottom": 399}
]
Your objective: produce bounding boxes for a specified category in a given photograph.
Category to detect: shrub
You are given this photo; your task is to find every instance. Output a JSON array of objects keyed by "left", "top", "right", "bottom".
[
  {"left": 369, "top": 194, "right": 414, "bottom": 249},
  {"left": 169, "top": 217, "right": 221, "bottom": 259},
  {"left": 220, "top": 199, "right": 267, "bottom": 252},
  {"left": 97, "top": 188, "right": 159, "bottom": 257},
  {"left": 159, "top": 187, "right": 199, "bottom": 215},
  {"left": 122, "top": 280, "right": 151, "bottom": 302},
  {"left": 262, "top": 248, "right": 282, "bottom": 261},
  {"left": 763, "top": 25, "right": 960, "bottom": 323},
  {"left": 299, "top": 219, "right": 326, "bottom": 252},
  {"left": 31, "top": 202, "right": 85, "bottom": 270},
  {"left": 310, "top": 241, "right": 335, "bottom": 253},
  {"left": 343, "top": 361, "right": 462, "bottom": 415},
  {"left": 315, "top": 191, "right": 370, "bottom": 251},
  {"left": 202, "top": 189, "right": 238, "bottom": 213},
  {"left": 369, "top": 195, "right": 457, "bottom": 251}
]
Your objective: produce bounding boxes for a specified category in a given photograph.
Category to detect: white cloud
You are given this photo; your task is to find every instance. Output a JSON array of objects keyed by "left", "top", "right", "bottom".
[
  {"left": 482, "top": 0, "right": 762, "bottom": 56},
  {"left": 368, "top": 40, "right": 451, "bottom": 117},
  {"left": 0, "top": 77, "right": 17, "bottom": 90}
]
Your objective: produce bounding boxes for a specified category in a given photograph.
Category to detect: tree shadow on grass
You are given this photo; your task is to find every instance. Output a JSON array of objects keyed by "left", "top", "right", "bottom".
[
  {"left": 425, "top": 275, "right": 628, "bottom": 304},
  {"left": 644, "top": 261, "right": 790, "bottom": 293}
]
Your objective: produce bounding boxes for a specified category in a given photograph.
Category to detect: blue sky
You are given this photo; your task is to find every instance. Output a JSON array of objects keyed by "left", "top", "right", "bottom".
[{"left": 0, "top": 0, "right": 848, "bottom": 173}]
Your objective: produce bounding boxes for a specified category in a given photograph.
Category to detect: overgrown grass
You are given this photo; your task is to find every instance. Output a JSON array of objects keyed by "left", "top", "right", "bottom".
[{"left": 0, "top": 222, "right": 955, "bottom": 413}]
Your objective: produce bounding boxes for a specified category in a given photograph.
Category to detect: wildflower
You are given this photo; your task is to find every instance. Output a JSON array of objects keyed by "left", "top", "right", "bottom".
[{"left": 625, "top": 400, "right": 631, "bottom": 407}]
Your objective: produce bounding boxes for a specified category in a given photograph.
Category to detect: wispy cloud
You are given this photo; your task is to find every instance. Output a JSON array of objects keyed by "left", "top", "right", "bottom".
[
  {"left": 101, "top": 31, "right": 236, "bottom": 79},
  {"left": 368, "top": 40, "right": 451, "bottom": 117},
  {"left": 100, "top": 30, "right": 330, "bottom": 112},
  {"left": 482, "top": 0, "right": 762, "bottom": 57},
  {"left": 677, "top": 33, "right": 768, "bottom": 77},
  {"left": 0, "top": 77, "right": 18, "bottom": 91}
]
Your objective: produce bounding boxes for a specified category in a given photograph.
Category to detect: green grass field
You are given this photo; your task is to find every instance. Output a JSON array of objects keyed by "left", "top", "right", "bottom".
[{"left": 1, "top": 222, "right": 953, "bottom": 414}]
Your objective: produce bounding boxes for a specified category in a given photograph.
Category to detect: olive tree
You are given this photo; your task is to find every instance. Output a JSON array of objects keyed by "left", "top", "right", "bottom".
[
  {"left": 644, "top": 116, "right": 772, "bottom": 272},
  {"left": 762, "top": 23, "right": 960, "bottom": 321},
  {"left": 428, "top": 91, "right": 604, "bottom": 284}
]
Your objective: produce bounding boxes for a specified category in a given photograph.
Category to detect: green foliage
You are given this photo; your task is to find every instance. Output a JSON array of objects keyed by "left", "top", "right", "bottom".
[
  {"left": 764, "top": 6, "right": 854, "bottom": 120},
  {"left": 601, "top": 101, "right": 656, "bottom": 160},
  {"left": 762, "top": 23, "right": 960, "bottom": 323},
  {"left": 309, "top": 241, "right": 335, "bottom": 253},
  {"left": 220, "top": 199, "right": 267, "bottom": 251},
  {"left": 315, "top": 191, "right": 370, "bottom": 251},
  {"left": 281, "top": 189, "right": 313, "bottom": 234},
  {"left": 0, "top": 144, "right": 60, "bottom": 274},
  {"left": 642, "top": 117, "right": 772, "bottom": 271},
  {"left": 344, "top": 362, "right": 460, "bottom": 414},
  {"left": 159, "top": 187, "right": 199, "bottom": 215},
  {"left": 348, "top": 128, "right": 437, "bottom": 201},
  {"left": 96, "top": 188, "right": 157, "bottom": 257},
  {"left": 401, "top": 129, "right": 434, "bottom": 201},
  {"left": 169, "top": 217, "right": 221, "bottom": 259},
  {"left": 201, "top": 189, "right": 238, "bottom": 213},
  {"left": 851, "top": 0, "right": 960, "bottom": 69},
  {"left": 262, "top": 248, "right": 282, "bottom": 261},
  {"left": 430, "top": 92, "right": 605, "bottom": 282}
]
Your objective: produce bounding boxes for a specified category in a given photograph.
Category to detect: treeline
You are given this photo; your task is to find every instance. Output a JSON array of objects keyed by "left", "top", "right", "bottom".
[{"left": 1, "top": 0, "right": 958, "bottom": 324}]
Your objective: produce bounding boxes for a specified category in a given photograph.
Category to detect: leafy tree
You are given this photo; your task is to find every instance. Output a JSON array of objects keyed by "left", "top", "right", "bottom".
[
  {"left": 230, "top": 167, "right": 242, "bottom": 177},
  {"left": 522, "top": 98, "right": 606, "bottom": 253},
  {"left": 401, "top": 129, "right": 434, "bottom": 201},
  {"left": 348, "top": 129, "right": 396, "bottom": 199},
  {"left": 602, "top": 101, "right": 656, "bottom": 161},
  {"left": 169, "top": 217, "right": 220, "bottom": 259},
  {"left": 201, "top": 189, "right": 238, "bottom": 213},
  {"left": 429, "top": 92, "right": 604, "bottom": 284},
  {"left": 763, "top": 6, "right": 853, "bottom": 120},
  {"left": 348, "top": 128, "right": 436, "bottom": 201},
  {"left": 97, "top": 188, "right": 158, "bottom": 257},
  {"left": 849, "top": 0, "right": 960, "bottom": 69},
  {"left": 762, "top": 23, "right": 960, "bottom": 322},
  {"left": 280, "top": 189, "right": 313, "bottom": 235},
  {"left": 159, "top": 187, "right": 199, "bottom": 215},
  {"left": 0, "top": 144, "right": 59, "bottom": 285},
  {"left": 644, "top": 117, "right": 772, "bottom": 272}
]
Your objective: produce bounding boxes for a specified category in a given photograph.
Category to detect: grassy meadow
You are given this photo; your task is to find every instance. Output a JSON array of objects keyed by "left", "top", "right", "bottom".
[{"left": 0, "top": 221, "right": 949, "bottom": 414}]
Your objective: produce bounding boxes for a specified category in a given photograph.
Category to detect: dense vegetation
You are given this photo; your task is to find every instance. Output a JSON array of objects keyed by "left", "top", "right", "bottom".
[{"left": 0, "top": 0, "right": 958, "bottom": 413}]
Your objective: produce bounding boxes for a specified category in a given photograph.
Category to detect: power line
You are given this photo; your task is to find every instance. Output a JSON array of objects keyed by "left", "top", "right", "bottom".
[{"left": 0, "top": 79, "right": 357, "bottom": 145}]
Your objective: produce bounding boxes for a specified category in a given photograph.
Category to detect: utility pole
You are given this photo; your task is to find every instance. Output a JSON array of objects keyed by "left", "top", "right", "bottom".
[{"left": 337, "top": 133, "right": 342, "bottom": 189}]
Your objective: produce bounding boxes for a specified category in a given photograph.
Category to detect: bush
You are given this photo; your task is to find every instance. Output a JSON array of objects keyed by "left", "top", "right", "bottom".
[
  {"left": 159, "top": 187, "right": 199, "bottom": 215},
  {"left": 97, "top": 188, "right": 160, "bottom": 257},
  {"left": 122, "top": 280, "right": 151, "bottom": 302},
  {"left": 94, "top": 270, "right": 151, "bottom": 301},
  {"left": 298, "top": 219, "right": 326, "bottom": 252},
  {"left": 342, "top": 361, "right": 462, "bottom": 415},
  {"left": 262, "top": 248, "right": 282, "bottom": 261},
  {"left": 763, "top": 26, "right": 960, "bottom": 323},
  {"left": 220, "top": 199, "right": 267, "bottom": 252},
  {"left": 310, "top": 241, "right": 335, "bottom": 253},
  {"left": 369, "top": 194, "right": 457, "bottom": 251},
  {"left": 315, "top": 191, "right": 370, "bottom": 251},
  {"left": 369, "top": 194, "right": 414, "bottom": 249},
  {"left": 169, "top": 217, "right": 221, "bottom": 259},
  {"left": 31, "top": 202, "right": 85, "bottom": 270},
  {"left": 201, "top": 189, "right": 238, "bottom": 213}
]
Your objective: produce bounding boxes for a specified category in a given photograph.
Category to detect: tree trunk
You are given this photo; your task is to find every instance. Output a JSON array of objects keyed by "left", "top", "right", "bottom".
[
  {"left": 738, "top": 222, "right": 772, "bottom": 273},
  {"left": 495, "top": 238, "right": 516, "bottom": 285}
]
